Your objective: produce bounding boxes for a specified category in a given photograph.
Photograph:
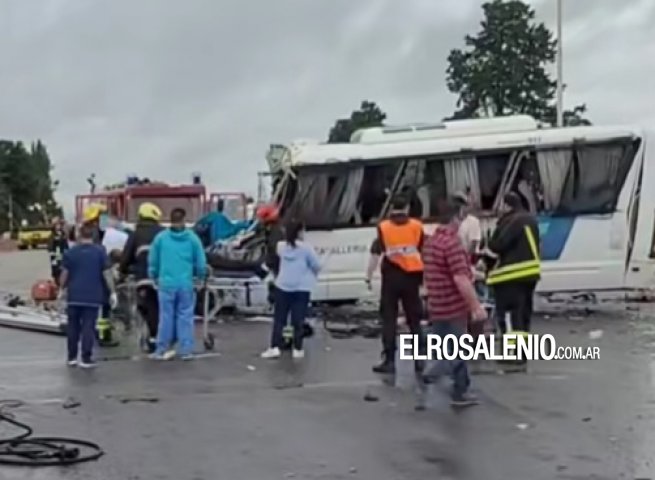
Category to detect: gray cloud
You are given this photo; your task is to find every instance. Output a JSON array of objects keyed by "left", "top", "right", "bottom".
[{"left": 0, "top": 0, "right": 652, "bottom": 214}]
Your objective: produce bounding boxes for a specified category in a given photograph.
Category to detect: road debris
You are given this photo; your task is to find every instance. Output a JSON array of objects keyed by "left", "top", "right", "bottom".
[
  {"left": 363, "top": 391, "right": 379, "bottom": 402},
  {"left": 62, "top": 397, "right": 81, "bottom": 410},
  {"left": 588, "top": 329, "right": 604, "bottom": 340}
]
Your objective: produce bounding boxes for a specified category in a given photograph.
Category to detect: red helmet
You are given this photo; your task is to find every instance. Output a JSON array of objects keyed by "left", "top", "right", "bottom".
[{"left": 256, "top": 204, "right": 280, "bottom": 223}]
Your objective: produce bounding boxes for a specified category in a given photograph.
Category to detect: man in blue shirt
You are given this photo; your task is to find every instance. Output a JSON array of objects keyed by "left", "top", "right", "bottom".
[
  {"left": 148, "top": 208, "right": 207, "bottom": 360},
  {"left": 195, "top": 199, "right": 251, "bottom": 246},
  {"left": 60, "top": 224, "right": 117, "bottom": 368}
]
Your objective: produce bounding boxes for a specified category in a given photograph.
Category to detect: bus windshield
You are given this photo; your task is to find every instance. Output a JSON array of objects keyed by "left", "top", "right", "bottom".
[{"left": 126, "top": 196, "right": 202, "bottom": 223}]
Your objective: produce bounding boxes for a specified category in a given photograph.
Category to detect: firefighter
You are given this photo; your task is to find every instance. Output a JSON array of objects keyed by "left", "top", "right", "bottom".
[
  {"left": 81, "top": 203, "right": 115, "bottom": 345},
  {"left": 371, "top": 194, "right": 425, "bottom": 374},
  {"left": 486, "top": 191, "right": 541, "bottom": 369},
  {"left": 256, "top": 204, "right": 284, "bottom": 279},
  {"left": 48, "top": 217, "right": 69, "bottom": 287},
  {"left": 82, "top": 203, "right": 107, "bottom": 244},
  {"left": 119, "top": 202, "right": 164, "bottom": 353}
]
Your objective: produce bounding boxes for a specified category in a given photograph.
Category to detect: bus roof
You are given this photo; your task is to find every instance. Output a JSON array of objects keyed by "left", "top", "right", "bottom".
[{"left": 267, "top": 121, "right": 644, "bottom": 171}]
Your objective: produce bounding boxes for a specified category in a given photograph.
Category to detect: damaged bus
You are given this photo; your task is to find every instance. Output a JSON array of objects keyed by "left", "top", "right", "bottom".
[{"left": 265, "top": 115, "right": 654, "bottom": 303}]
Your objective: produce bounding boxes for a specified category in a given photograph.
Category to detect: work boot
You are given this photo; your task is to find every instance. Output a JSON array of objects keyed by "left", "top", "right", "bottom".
[{"left": 372, "top": 352, "right": 395, "bottom": 374}]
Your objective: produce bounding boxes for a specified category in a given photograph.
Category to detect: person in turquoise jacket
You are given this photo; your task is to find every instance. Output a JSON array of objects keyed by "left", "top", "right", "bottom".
[
  {"left": 195, "top": 199, "right": 252, "bottom": 245},
  {"left": 148, "top": 207, "right": 207, "bottom": 360}
]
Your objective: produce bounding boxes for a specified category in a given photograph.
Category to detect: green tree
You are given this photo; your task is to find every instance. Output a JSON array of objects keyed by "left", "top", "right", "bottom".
[
  {"left": 327, "top": 100, "right": 388, "bottom": 143},
  {"left": 446, "top": 0, "right": 590, "bottom": 126},
  {"left": 0, "top": 139, "right": 62, "bottom": 232}
]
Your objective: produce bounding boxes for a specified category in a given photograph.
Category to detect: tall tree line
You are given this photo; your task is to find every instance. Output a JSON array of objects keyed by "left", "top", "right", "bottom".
[{"left": 0, "top": 140, "right": 62, "bottom": 233}]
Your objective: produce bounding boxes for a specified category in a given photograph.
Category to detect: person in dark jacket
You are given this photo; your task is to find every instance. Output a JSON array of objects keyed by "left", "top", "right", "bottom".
[
  {"left": 48, "top": 217, "right": 69, "bottom": 287},
  {"left": 487, "top": 192, "right": 541, "bottom": 368},
  {"left": 119, "top": 202, "right": 164, "bottom": 352}
]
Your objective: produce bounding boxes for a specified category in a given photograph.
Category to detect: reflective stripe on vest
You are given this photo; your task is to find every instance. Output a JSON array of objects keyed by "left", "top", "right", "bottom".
[
  {"left": 378, "top": 219, "right": 424, "bottom": 273},
  {"left": 487, "top": 225, "right": 540, "bottom": 286}
]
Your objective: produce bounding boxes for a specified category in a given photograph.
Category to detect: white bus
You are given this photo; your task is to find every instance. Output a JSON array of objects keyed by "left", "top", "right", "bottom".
[{"left": 264, "top": 115, "right": 654, "bottom": 303}]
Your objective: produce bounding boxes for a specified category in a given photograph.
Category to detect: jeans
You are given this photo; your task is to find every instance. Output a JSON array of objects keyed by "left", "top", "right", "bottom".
[
  {"left": 67, "top": 305, "right": 99, "bottom": 363},
  {"left": 424, "top": 320, "right": 471, "bottom": 400},
  {"left": 157, "top": 287, "right": 195, "bottom": 356},
  {"left": 271, "top": 288, "right": 310, "bottom": 350}
]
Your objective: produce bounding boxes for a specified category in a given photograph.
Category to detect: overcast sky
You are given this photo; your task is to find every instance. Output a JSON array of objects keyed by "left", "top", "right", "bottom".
[{"left": 0, "top": 0, "right": 653, "bottom": 214}]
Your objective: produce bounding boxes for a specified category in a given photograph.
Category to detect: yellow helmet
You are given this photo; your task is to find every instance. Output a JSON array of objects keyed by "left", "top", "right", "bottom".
[
  {"left": 138, "top": 202, "right": 162, "bottom": 221},
  {"left": 83, "top": 203, "right": 106, "bottom": 222}
]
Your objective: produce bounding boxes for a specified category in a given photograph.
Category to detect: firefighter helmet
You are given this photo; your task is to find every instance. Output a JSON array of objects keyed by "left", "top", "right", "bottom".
[
  {"left": 83, "top": 203, "right": 106, "bottom": 222},
  {"left": 138, "top": 202, "right": 162, "bottom": 222}
]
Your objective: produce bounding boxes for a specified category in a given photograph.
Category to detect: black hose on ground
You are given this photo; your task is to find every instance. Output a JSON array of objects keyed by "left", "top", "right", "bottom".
[{"left": 0, "top": 400, "right": 104, "bottom": 467}]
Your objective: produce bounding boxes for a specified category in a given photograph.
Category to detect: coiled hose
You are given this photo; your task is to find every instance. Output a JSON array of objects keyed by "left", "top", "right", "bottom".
[{"left": 0, "top": 400, "right": 103, "bottom": 467}]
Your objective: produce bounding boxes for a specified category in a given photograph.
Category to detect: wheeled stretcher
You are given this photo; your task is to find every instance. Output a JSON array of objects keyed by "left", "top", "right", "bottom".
[{"left": 122, "top": 270, "right": 267, "bottom": 353}]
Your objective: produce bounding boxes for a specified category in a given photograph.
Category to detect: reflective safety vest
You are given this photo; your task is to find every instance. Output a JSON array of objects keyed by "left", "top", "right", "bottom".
[
  {"left": 378, "top": 218, "right": 424, "bottom": 273},
  {"left": 487, "top": 225, "right": 540, "bottom": 286}
]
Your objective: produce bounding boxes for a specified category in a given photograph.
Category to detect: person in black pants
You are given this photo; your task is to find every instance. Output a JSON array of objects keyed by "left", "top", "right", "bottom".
[
  {"left": 487, "top": 192, "right": 541, "bottom": 368},
  {"left": 370, "top": 195, "right": 425, "bottom": 374},
  {"left": 48, "top": 218, "right": 69, "bottom": 287},
  {"left": 119, "top": 203, "right": 164, "bottom": 353}
]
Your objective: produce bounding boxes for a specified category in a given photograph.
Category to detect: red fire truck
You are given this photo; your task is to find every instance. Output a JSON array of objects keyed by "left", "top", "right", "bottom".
[
  {"left": 75, "top": 177, "right": 251, "bottom": 227},
  {"left": 75, "top": 179, "right": 207, "bottom": 227}
]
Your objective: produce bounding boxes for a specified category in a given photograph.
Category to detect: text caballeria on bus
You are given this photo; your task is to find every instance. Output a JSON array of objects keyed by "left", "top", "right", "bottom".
[
  {"left": 314, "top": 245, "right": 368, "bottom": 256},
  {"left": 399, "top": 334, "right": 600, "bottom": 361}
]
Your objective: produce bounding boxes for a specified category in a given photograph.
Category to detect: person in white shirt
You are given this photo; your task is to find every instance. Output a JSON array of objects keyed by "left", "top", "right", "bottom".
[{"left": 454, "top": 190, "right": 482, "bottom": 258}]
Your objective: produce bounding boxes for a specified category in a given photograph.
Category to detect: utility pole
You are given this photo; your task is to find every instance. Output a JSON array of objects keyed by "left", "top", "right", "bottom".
[
  {"left": 556, "top": 0, "right": 564, "bottom": 127},
  {"left": 8, "top": 193, "right": 13, "bottom": 232}
]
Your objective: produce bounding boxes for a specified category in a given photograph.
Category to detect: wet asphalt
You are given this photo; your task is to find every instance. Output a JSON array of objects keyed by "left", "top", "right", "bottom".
[{"left": 0, "top": 251, "right": 654, "bottom": 480}]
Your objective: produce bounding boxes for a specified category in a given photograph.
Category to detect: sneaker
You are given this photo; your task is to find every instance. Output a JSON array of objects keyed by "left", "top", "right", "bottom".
[
  {"left": 450, "top": 393, "right": 479, "bottom": 408},
  {"left": 180, "top": 354, "right": 194, "bottom": 361},
  {"left": 79, "top": 361, "right": 97, "bottom": 369},
  {"left": 292, "top": 349, "right": 305, "bottom": 359},
  {"left": 162, "top": 349, "right": 177, "bottom": 361},
  {"left": 149, "top": 351, "right": 174, "bottom": 361},
  {"left": 67, "top": 359, "right": 78, "bottom": 367},
  {"left": 260, "top": 347, "right": 281, "bottom": 359}
]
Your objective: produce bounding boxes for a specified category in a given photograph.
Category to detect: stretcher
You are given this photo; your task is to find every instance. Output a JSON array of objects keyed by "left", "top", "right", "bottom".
[
  {"left": 0, "top": 291, "right": 66, "bottom": 334},
  {"left": 123, "top": 270, "right": 265, "bottom": 353},
  {"left": 199, "top": 271, "right": 262, "bottom": 350}
]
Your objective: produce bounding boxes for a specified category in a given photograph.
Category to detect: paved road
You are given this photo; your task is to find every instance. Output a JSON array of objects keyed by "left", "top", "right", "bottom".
[{"left": 0, "top": 251, "right": 653, "bottom": 479}]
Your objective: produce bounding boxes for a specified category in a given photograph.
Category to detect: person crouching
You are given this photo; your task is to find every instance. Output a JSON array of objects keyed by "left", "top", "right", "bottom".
[{"left": 261, "top": 220, "right": 321, "bottom": 360}]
